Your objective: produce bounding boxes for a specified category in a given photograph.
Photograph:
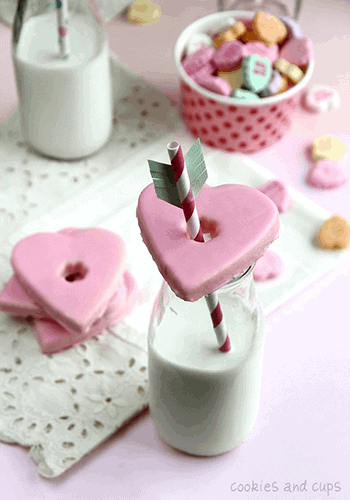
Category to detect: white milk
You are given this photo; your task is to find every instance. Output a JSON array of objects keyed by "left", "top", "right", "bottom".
[
  {"left": 13, "top": 12, "right": 112, "bottom": 159},
  {"left": 148, "top": 280, "right": 265, "bottom": 456}
]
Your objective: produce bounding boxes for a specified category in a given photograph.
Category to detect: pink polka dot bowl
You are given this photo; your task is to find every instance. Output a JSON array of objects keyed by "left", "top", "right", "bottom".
[{"left": 174, "top": 11, "right": 314, "bottom": 153}]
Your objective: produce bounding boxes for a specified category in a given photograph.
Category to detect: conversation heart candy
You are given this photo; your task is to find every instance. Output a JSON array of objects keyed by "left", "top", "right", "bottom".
[
  {"left": 275, "top": 57, "right": 304, "bottom": 84},
  {"left": 280, "top": 37, "right": 313, "bottom": 66},
  {"left": 194, "top": 71, "right": 232, "bottom": 96},
  {"left": 317, "top": 215, "right": 350, "bottom": 250},
  {"left": 252, "top": 11, "right": 287, "bottom": 46},
  {"left": 242, "top": 55, "right": 272, "bottom": 93},
  {"left": 258, "top": 179, "right": 291, "bottom": 213},
  {"left": 218, "top": 68, "right": 244, "bottom": 91},
  {"left": 312, "top": 136, "right": 347, "bottom": 161},
  {"left": 233, "top": 89, "right": 260, "bottom": 100},
  {"left": 259, "top": 69, "right": 283, "bottom": 97},
  {"left": 230, "top": 21, "right": 247, "bottom": 39},
  {"left": 127, "top": 0, "right": 161, "bottom": 25},
  {"left": 137, "top": 183, "right": 279, "bottom": 301},
  {"left": 244, "top": 41, "right": 279, "bottom": 64},
  {"left": 182, "top": 47, "right": 215, "bottom": 76},
  {"left": 213, "top": 40, "right": 245, "bottom": 71},
  {"left": 279, "top": 15, "right": 303, "bottom": 38},
  {"left": 304, "top": 85, "right": 341, "bottom": 113},
  {"left": 253, "top": 250, "right": 283, "bottom": 281},
  {"left": 186, "top": 33, "right": 213, "bottom": 57},
  {"left": 306, "top": 160, "right": 349, "bottom": 190},
  {"left": 11, "top": 229, "right": 127, "bottom": 334},
  {"left": 213, "top": 28, "right": 237, "bottom": 49}
]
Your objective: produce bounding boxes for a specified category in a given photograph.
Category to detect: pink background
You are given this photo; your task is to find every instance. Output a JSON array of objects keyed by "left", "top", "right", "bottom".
[{"left": 0, "top": 0, "right": 349, "bottom": 498}]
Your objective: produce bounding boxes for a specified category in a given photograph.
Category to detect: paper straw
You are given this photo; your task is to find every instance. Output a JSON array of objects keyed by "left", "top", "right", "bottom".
[
  {"left": 56, "top": 0, "right": 70, "bottom": 60},
  {"left": 167, "top": 141, "right": 231, "bottom": 353}
]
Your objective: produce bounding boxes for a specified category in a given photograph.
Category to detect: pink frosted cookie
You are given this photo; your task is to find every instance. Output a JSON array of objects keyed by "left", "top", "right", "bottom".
[
  {"left": 253, "top": 250, "right": 283, "bottom": 281},
  {"left": 306, "top": 160, "right": 349, "bottom": 190},
  {"left": 33, "top": 271, "right": 138, "bottom": 354},
  {"left": 11, "top": 228, "right": 127, "bottom": 335},
  {"left": 258, "top": 179, "right": 291, "bottom": 213},
  {"left": 137, "top": 183, "right": 279, "bottom": 302},
  {"left": 0, "top": 275, "right": 44, "bottom": 317}
]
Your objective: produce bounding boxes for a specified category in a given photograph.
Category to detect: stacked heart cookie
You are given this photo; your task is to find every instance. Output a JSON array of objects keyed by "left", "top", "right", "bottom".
[
  {"left": 181, "top": 11, "right": 313, "bottom": 100},
  {"left": 0, "top": 228, "right": 138, "bottom": 353},
  {"left": 137, "top": 183, "right": 279, "bottom": 301}
]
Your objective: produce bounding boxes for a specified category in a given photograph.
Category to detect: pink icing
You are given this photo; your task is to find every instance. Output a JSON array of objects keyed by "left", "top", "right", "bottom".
[
  {"left": 137, "top": 183, "right": 279, "bottom": 302},
  {"left": 0, "top": 275, "right": 44, "bottom": 317},
  {"left": 11, "top": 228, "right": 127, "bottom": 334}
]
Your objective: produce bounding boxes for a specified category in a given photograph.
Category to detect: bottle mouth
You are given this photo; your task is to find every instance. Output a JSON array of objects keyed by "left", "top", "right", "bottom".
[{"left": 219, "top": 262, "right": 256, "bottom": 291}]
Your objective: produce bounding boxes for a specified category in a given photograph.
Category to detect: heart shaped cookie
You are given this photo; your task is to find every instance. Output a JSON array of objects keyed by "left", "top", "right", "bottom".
[
  {"left": 11, "top": 228, "right": 126, "bottom": 334},
  {"left": 137, "top": 184, "right": 279, "bottom": 301},
  {"left": 253, "top": 250, "right": 283, "bottom": 281},
  {"left": 317, "top": 215, "right": 350, "bottom": 250},
  {"left": 258, "top": 180, "right": 291, "bottom": 213},
  {"left": 33, "top": 270, "right": 138, "bottom": 354},
  {"left": 252, "top": 11, "right": 287, "bottom": 47},
  {"left": 306, "top": 161, "right": 348, "bottom": 190}
]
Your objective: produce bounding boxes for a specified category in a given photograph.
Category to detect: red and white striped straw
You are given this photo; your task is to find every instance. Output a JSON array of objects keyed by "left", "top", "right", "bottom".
[
  {"left": 167, "top": 141, "right": 231, "bottom": 353},
  {"left": 56, "top": 0, "right": 70, "bottom": 60}
]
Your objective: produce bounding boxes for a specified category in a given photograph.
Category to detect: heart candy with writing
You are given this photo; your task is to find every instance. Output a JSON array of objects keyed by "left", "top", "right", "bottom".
[
  {"left": 242, "top": 54, "right": 272, "bottom": 93},
  {"left": 312, "top": 136, "right": 347, "bottom": 161},
  {"left": 306, "top": 161, "right": 348, "bottom": 190},
  {"left": 253, "top": 250, "right": 283, "bottom": 281},
  {"left": 137, "top": 184, "right": 279, "bottom": 301},
  {"left": 258, "top": 179, "right": 291, "bottom": 213},
  {"left": 11, "top": 228, "right": 127, "bottom": 334},
  {"left": 280, "top": 37, "right": 313, "bottom": 67},
  {"left": 317, "top": 215, "right": 350, "bottom": 250},
  {"left": 252, "top": 11, "right": 287, "bottom": 46},
  {"left": 304, "top": 85, "right": 341, "bottom": 113}
]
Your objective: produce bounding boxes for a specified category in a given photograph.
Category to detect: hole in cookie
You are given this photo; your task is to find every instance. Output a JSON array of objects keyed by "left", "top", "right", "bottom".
[
  {"left": 199, "top": 217, "right": 219, "bottom": 241},
  {"left": 62, "top": 262, "right": 88, "bottom": 282}
]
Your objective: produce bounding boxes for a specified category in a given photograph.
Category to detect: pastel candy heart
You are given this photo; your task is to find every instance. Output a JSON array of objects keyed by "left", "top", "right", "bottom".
[
  {"left": 312, "top": 136, "right": 347, "bottom": 161},
  {"left": 279, "top": 15, "right": 303, "bottom": 38},
  {"left": 252, "top": 11, "right": 287, "bottom": 46},
  {"left": 253, "top": 250, "right": 283, "bottom": 281},
  {"left": 280, "top": 37, "right": 313, "bottom": 67},
  {"left": 304, "top": 85, "right": 341, "bottom": 113},
  {"left": 182, "top": 47, "right": 215, "bottom": 76},
  {"left": 194, "top": 72, "right": 232, "bottom": 96},
  {"left": 11, "top": 228, "right": 126, "bottom": 334},
  {"left": 137, "top": 184, "right": 279, "bottom": 302},
  {"left": 275, "top": 57, "right": 304, "bottom": 84},
  {"left": 259, "top": 69, "right": 283, "bottom": 97},
  {"left": 258, "top": 179, "right": 291, "bottom": 213},
  {"left": 127, "top": 0, "right": 161, "bottom": 25},
  {"left": 213, "top": 40, "right": 245, "bottom": 71},
  {"left": 306, "top": 161, "right": 348, "bottom": 190},
  {"left": 317, "top": 215, "right": 350, "bottom": 250},
  {"left": 243, "top": 42, "right": 279, "bottom": 64},
  {"left": 233, "top": 89, "right": 260, "bottom": 101},
  {"left": 186, "top": 33, "right": 213, "bottom": 57},
  {"left": 242, "top": 55, "right": 272, "bottom": 93},
  {"left": 33, "top": 270, "right": 138, "bottom": 354},
  {"left": 217, "top": 68, "right": 244, "bottom": 92}
]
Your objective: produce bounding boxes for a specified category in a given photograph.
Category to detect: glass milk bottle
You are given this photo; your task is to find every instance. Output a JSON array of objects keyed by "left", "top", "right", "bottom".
[
  {"left": 12, "top": 0, "right": 113, "bottom": 160},
  {"left": 148, "top": 264, "right": 266, "bottom": 456}
]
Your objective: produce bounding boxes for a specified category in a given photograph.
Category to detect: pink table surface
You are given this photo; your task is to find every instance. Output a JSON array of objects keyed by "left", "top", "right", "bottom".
[{"left": 0, "top": 1, "right": 350, "bottom": 499}]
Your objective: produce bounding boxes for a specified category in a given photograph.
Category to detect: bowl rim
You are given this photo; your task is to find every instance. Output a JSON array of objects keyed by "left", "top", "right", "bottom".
[{"left": 174, "top": 10, "right": 314, "bottom": 107}]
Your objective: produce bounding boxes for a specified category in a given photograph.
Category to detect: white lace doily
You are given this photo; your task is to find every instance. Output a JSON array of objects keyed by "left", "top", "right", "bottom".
[
  {"left": 0, "top": 54, "right": 180, "bottom": 478},
  {"left": 0, "top": 0, "right": 131, "bottom": 25}
]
